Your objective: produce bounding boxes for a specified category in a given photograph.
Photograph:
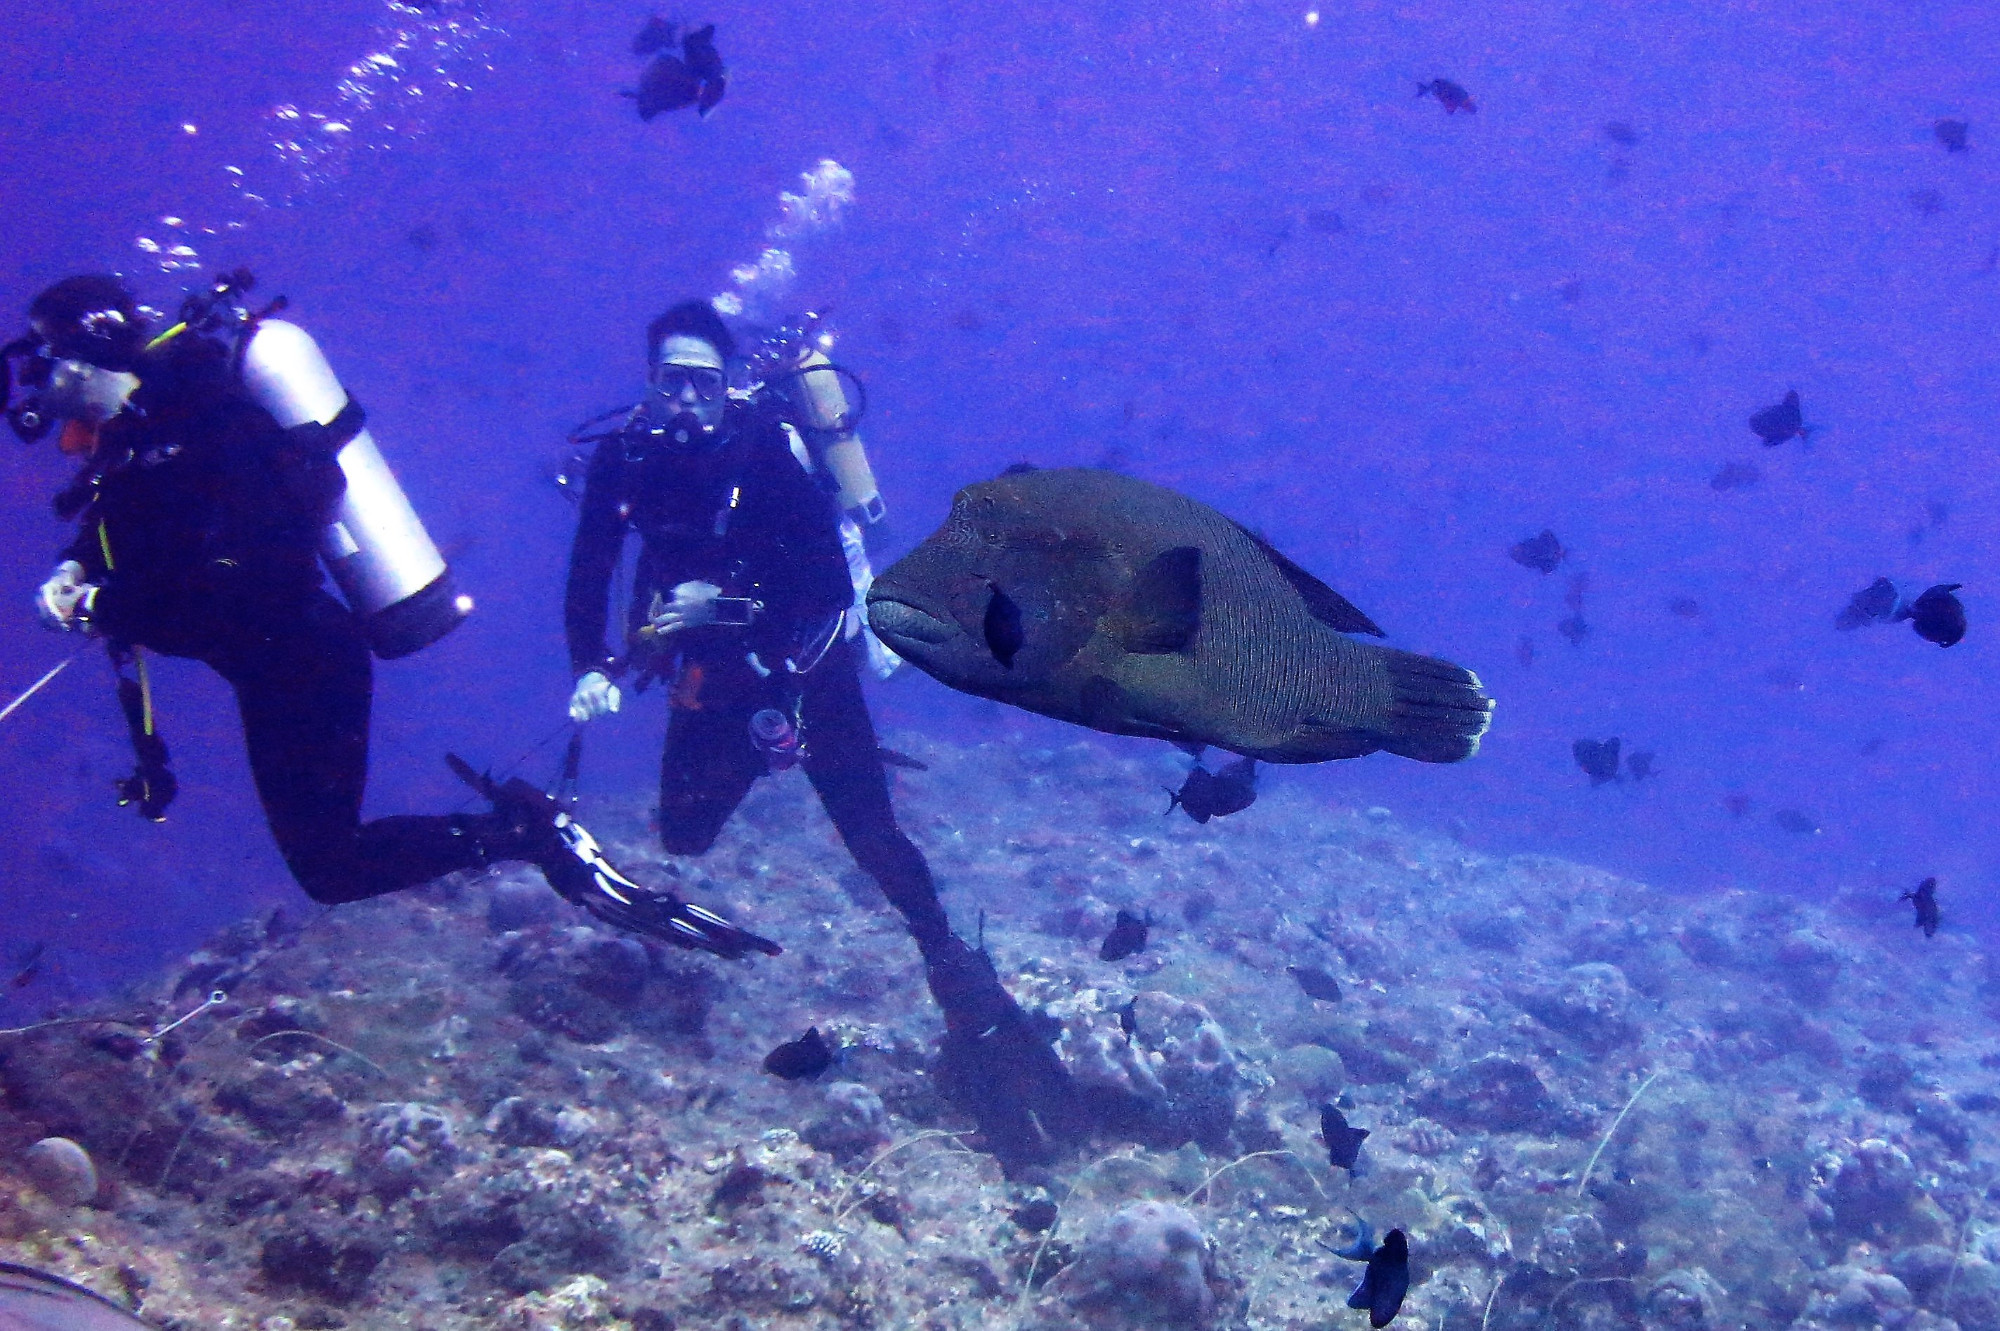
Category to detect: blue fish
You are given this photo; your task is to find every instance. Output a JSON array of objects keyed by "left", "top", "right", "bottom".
[{"left": 1346, "top": 1228, "right": 1410, "bottom": 1328}]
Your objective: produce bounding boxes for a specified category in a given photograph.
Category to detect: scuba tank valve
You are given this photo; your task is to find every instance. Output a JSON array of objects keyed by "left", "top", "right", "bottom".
[{"left": 238, "top": 320, "right": 468, "bottom": 659}]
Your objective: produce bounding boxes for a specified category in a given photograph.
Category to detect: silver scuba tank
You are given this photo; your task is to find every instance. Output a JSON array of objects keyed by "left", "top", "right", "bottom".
[{"left": 237, "top": 319, "right": 469, "bottom": 659}]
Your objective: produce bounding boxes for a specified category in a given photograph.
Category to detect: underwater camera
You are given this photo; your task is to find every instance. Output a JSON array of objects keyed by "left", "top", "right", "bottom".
[{"left": 1, "top": 337, "right": 56, "bottom": 443}]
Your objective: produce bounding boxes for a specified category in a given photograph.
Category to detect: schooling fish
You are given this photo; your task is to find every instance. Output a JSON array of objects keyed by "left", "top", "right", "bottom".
[
  {"left": 1099, "top": 909, "right": 1153, "bottom": 962},
  {"left": 1417, "top": 79, "right": 1476, "bottom": 114},
  {"left": 1749, "top": 390, "right": 1809, "bottom": 446},
  {"left": 8, "top": 941, "right": 46, "bottom": 990},
  {"left": 1625, "top": 750, "right": 1657, "bottom": 781},
  {"left": 1508, "top": 529, "right": 1564, "bottom": 574},
  {"left": 631, "top": 15, "right": 676, "bottom": 55},
  {"left": 0, "top": 1263, "right": 161, "bottom": 1331},
  {"left": 624, "top": 21, "right": 726, "bottom": 120},
  {"left": 1320, "top": 1103, "right": 1370, "bottom": 1171},
  {"left": 867, "top": 468, "right": 1493, "bottom": 765},
  {"left": 1898, "top": 583, "right": 1966, "bottom": 647},
  {"left": 1900, "top": 877, "right": 1941, "bottom": 938},
  {"left": 763, "top": 1027, "right": 836, "bottom": 1080},
  {"left": 1573, "top": 737, "right": 1621, "bottom": 786},
  {"left": 1288, "top": 964, "right": 1343, "bottom": 1002},
  {"left": 1167, "top": 756, "right": 1258, "bottom": 823},
  {"left": 1836, "top": 577, "right": 1901, "bottom": 630},
  {"left": 1936, "top": 119, "right": 1970, "bottom": 152},
  {"left": 1347, "top": 1228, "right": 1411, "bottom": 1328}
]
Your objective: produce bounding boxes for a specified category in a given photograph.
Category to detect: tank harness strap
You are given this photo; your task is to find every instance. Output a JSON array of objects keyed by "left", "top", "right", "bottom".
[{"left": 96, "top": 519, "right": 176, "bottom": 821}]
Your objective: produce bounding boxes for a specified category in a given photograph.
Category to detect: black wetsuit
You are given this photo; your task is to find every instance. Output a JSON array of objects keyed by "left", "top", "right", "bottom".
[
  {"left": 56, "top": 335, "right": 485, "bottom": 904},
  {"left": 566, "top": 401, "right": 1083, "bottom": 1172},
  {"left": 563, "top": 404, "right": 950, "bottom": 948}
]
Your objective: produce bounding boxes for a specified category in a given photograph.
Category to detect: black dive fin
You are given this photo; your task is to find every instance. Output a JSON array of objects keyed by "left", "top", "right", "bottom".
[
  {"left": 1116, "top": 546, "right": 1202, "bottom": 653},
  {"left": 1233, "top": 521, "right": 1385, "bottom": 636}
]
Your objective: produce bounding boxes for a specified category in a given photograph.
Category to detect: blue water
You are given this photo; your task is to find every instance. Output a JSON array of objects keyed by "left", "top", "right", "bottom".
[{"left": 2, "top": 0, "right": 1995, "bottom": 1005}]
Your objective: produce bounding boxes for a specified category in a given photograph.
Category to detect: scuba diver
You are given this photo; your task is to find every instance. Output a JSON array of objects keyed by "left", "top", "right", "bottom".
[
  {"left": 563, "top": 299, "right": 1080, "bottom": 1170},
  {"left": 7, "top": 272, "right": 772, "bottom": 959}
]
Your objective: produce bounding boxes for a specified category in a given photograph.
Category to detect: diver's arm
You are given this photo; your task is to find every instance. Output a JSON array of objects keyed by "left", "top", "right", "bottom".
[{"left": 564, "top": 439, "right": 629, "bottom": 676}]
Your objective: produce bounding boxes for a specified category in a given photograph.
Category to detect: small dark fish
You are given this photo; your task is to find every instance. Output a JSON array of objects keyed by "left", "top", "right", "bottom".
[
  {"left": 1909, "top": 188, "right": 1945, "bottom": 216},
  {"left": 1710, "top": 460, "right": 1762, "bottom": 491},
  {"left": 1899, "top": 877, "right": 1941, "bottom": 938},
  {"left": 681, "top": 24, "right": 726, "bottom": 112},
  {"left": 1416, "top": 79, "right": 1476, "bottom": 114},
  {"left": 1603, "top": 121, "right": 1638, "bottom": 146},
  {"left": 1724, "top": 793, "right": 1751, "bottom": 819},
  {"left": 1836, "top": 577, "right": 1901, "bottom": 630},
  {"left": 8, "top": 941, "right": 46, "bottom": 989},
  {"left": 1508, "top": 529, "right": 1565, "bottom": 574},
  {"left": 631, "top": 15, "right": 676, "bottom": 55},
  {"left": 876, "top": 747, "right": 930, "bottom": 771},
  {"left": 1773, "top": 808, "right": 1820, "bottom": 835},
  {"left": 1564, "top": 571, "right": 1588, "bottom": 614},
  {"left": 0, "top": 1262, "right": 161, "bottom": 1330},
  {"left": 1166, "top": 756, "right": 1258, "bottom": 823},
  {"left": 763, "top": 1026, "right": 835, "bottom": 1080},
  {"left": 1116, "top": 997, "right": 1137, "bottom": 1035},
  {"left": 1625, "top": 750, "right": 1656, "bottom": 781},
  {"left": 1347, "top": 1228, "right": 1411, "bottom": 1328},
  {"left": 1288, "top": 965, "right": 1343, "bottom": 1003},
  {"left": 1011, "top": 1198, "right": 1060, "bottom": 1233},
  {"left": 1099, "top": 909, "right": 1153, "bottom": 962},
  {"left": 1320, "top": 1103, "right": 1370, "bottom": 1171},
  {"left": 1898, "top": 583, "right": 1966, "bottom": 647},
  {"left": 1574, "top": 737, "right": 1620, "bottom": 786},
  {"left": 984, "top": 583, "right": 1025, "bottom": 667},
  {"left": 1937, "top": 119, "right": 1970, "bottom": 152},
  {"left": 1749, "top": 390, "right": 1808, "bottom": 446},
  {"left": 624, "top": 22, "right": 726, "bottom": 120},
  {"left": 1668, "top": 597, "right": 1701, "bottom": 618},
  {"left": 1556, "top": 614, "right": 1590, "bottom": 646}
]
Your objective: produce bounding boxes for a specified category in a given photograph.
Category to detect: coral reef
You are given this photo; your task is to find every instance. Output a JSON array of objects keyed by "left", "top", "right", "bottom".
[{"left": 0, "top": 736, "right": 1994, "bottom": 1331}]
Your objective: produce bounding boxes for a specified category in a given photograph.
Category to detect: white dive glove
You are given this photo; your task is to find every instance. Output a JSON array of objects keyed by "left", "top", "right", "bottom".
[
  {"left": 35, "top": 561, "right": 98, "bottom": 633},
  {"left": 568, "top": 670, "right": 622, "bottom": 723},
  {"left": 646, "top": 580, "right": 724, "bottom": 636}
]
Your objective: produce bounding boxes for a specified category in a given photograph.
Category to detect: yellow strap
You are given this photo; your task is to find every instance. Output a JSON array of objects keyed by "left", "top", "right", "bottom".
[
  {"left": 143, "top": 322, "right": 187, "bottom": 353},
  {"left": 95, "top": 520, "right": 154, "bottom": 735},
  {"left": 135, "top": 652, "right": 155, "bottom": 736}
]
